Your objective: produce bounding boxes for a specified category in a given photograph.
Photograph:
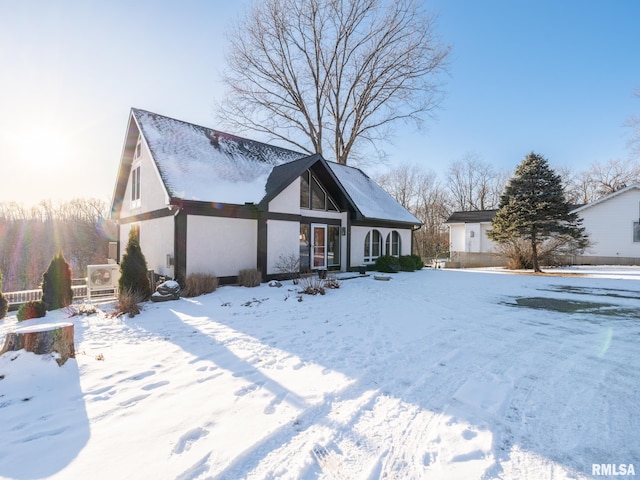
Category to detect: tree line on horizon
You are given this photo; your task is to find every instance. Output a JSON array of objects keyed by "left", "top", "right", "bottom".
[
  {"left": 0, "top": 198, "right": 116, "bottom": 292},
  {"left": 376, "top": 155, "right": 640, "bottom": 260}
]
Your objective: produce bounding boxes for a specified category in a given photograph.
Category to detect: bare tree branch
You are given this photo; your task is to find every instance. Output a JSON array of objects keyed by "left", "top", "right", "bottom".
[{"left": 218, "top": 0, "right": 450, "bottom": 165}]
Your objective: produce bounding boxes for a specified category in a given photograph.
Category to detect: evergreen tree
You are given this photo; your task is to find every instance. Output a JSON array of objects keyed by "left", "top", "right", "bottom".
[
  {"left": 41, "top": 251, "right": 73, "bottom": 310},
  {"left": 118, "top": 228, "right": 152, "bottom": 300},
  {"left": 488, "top": 152, "right": 589, "bottom": 272},
  {"left": 0, "top": 271, "right": 8, "bottom": 319}
]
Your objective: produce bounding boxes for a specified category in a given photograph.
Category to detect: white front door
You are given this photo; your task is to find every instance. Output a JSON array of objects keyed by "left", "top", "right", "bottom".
[{"left": 311, "top": 224, "right": 327, "bottom": 269}]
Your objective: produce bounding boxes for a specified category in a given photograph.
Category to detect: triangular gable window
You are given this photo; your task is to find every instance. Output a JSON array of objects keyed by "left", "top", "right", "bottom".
[{"left": 300, "top": 170, "right": 339, "bottom": 212}]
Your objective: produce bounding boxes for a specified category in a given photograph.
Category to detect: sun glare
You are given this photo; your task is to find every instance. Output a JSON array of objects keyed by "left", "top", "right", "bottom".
[{"left": 2, "top": 129, "right": 71, "bottom": 172}]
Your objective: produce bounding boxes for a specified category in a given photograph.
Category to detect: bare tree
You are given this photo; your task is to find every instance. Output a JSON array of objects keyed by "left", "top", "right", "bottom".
[
  {"left": 446, "top": 152, "right": 507, "bottom": 211},
  {"left": 584, "top": 158, "right": 640, "bottom": 199},
  {"left": 376, "top": 163, "right": 451, "bottom": 258},
  {"left": 219, "top": 0, "right": 450, "bottom": 165}
]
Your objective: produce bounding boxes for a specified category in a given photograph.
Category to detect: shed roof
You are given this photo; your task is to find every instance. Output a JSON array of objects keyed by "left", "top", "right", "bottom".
[{"left": 445, "top": 210, "right": 498, "bottom": 224}]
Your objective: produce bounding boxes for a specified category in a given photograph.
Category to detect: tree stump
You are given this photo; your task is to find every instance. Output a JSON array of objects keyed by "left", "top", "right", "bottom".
[{"left": 0, "top": 322, "right": 75, "bottom": 366}]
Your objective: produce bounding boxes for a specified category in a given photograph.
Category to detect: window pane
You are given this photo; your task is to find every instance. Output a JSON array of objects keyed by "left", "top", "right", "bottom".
[
  {"left": 372, "top": 230, "right": 381, "bottom": 257},
  {"left": 328, "top": 226, "right": 340, "bottom": 266},
  {"left": 300, "top": 172, "right": 310, "bottom": 209},
  {"left": 311, "top": 177, "right": 325, "bottom": 210},
  {"left": 364, "top": 232, "right": 370, "bottom": 258},
  {"left": 634, "top": 223, "right": 640, "bottom": 242},
  {"left": 299, "top": 224, "right": 310, "bottom": 272}
]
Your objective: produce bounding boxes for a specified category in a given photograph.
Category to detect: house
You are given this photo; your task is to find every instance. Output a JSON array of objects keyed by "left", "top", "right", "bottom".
[
  {"left": 445, "top": 184, "right": 640, "bottom": 266},
  {"left": 110, "top": 109, "right": 422, "bottom": 284},
  {"left": 444, "top": 210, "right": 504, "bottom": 267}
]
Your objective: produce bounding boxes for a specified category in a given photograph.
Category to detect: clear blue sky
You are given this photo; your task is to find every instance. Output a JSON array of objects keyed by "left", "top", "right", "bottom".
[{"left": 1, "top": 0, "right": 638, "bottom": 205}]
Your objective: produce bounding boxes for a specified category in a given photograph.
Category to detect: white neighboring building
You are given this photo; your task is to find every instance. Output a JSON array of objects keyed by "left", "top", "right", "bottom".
[
  {"left": 572, "top": 184, "right": 640, "bottom": 263},
  {"left": 445, "top": 185, "right": 640, "bottom": 267}
]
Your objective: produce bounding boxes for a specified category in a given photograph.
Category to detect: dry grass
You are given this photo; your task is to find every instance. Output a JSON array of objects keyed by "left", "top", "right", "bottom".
[
  {"left": 238, "top": 268, "right": 262, "bottom": 288},
  {"left": 182, "top": 273, "right": 219, "bottom": 297},
  {"left": 115, "top": 288, "right": 146, "bottom": 318}
]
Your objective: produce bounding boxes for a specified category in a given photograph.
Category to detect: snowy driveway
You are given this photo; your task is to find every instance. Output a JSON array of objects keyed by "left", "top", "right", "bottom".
[{"left": 1, "top": 268, "right": 639, "bottom": 479}]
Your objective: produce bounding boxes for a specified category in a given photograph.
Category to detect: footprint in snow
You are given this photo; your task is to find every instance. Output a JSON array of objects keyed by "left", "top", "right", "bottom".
[
  {"left": 462, "top": 428, "right": 478, "bottom": 440},
  {"left": 172, "top": 427, "right": 210, "bottom": 455},
  {"left": 141, "top": 380, "right": 170, "bottom": 391}
]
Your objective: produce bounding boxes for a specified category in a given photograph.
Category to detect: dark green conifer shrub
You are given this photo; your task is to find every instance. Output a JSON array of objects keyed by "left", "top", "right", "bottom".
[
  {"left": 375, "top": 255, "right": 400, "bottom": 273},
  {"left": 17, "top": 300, "right": 47, "bottom": 321},
  {"left": 0, "top": 272, "right": 8, "bottom": 319},
  {"left": 42, "top": 251, "right": 73, "bottom": 310},
  {"left": 118, "top": 228, "right": 152, "bottom": 300}
]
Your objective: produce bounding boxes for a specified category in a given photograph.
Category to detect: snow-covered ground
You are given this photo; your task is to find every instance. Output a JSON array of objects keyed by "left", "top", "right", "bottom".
[{"left": 1, "top": 267, "right": 639, "bottom": 480}]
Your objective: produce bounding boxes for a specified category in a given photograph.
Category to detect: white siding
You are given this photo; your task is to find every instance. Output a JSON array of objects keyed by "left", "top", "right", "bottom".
[
  {"left": 266, "top": 220, "right": 300, "bottom": 275},
  {"left": 120, "top": 136, "right": 169, "bottom": 218},
  {"left": 349, "top": 226, "right": 413, "bottom": 267},
  {"left": 578, "top": 189, "right": 640, "bottom": 258},
  {"left": 449, "top": 224, "right": 466, "bottom": 252},
  {"left": 118, "top": 217, "right": 174, "bottom": 278},
  {"left": 269, "top": 181, "right": 299, "bottom": 214},
  {"left": 140, "top": 216, "right": 174, "bottom": 278},
  {"left": 187, "top": 216, "right": 257, "bottom": 277},
  {"left": 449, "top": 222, "right": 496, "bottom": 254}
]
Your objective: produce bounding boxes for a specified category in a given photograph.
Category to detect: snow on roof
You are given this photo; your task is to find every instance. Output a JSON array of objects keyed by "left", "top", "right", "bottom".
[
  {"left": 327, "top": 162, "right": 421, "bottom": 224},
  {"left": 133, "top": 109, "right": 306, "bottom": 204}
]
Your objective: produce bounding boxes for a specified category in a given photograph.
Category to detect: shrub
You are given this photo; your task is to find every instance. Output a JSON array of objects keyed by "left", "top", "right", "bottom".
[
  {"left": 118, "top": 228, "right": 152, "bottom": 300},
  {"left": 273, "top": 253, "right": 300, "bottom": 281},
  {"left": 298, "top": 275, "right": 325, "bottom": 295},
  {"left": 116, "top": 288, "right": 146, "bottom": 318},
  {"left": 375, "top": 255, "right": 400, "bottom": 273},
  {"left": 324, "top": 275, "right": 340, "bottom": 289},
  {"left": 238, "top": 268, "right": 261, "bottom": 288},
  {"left": 0, "top": 271, "right": 8, "bottom": 320},
  {"left": 398, "top": 254, "right": 424, "bottom": 272},
  {"left": 17, "top": 300, "right": 47, "bottom": 321},
  {"left": 183, "top": 273, "right": 219, "bottom": 297},
  {"left": 42, "top": 251, "right": 73, "bottom": 310}
]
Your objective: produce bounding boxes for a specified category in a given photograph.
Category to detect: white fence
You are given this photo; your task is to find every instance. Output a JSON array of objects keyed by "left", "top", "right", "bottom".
[{"left": 5, "top": 284, "right": 115, "bottom": 307}]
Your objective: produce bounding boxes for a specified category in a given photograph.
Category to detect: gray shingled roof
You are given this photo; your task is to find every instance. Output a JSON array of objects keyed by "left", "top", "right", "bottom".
[
  {"left": 127, "top": 109, "right": 420, "bottom": 224},
  {"left": 445, "top": 210, "right": 498, "bottom": 223}
]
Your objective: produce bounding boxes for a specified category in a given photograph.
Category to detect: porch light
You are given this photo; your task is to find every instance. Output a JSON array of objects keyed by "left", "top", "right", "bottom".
[{"left": 341, "top": 227, "right": 346, "bottom": 236}]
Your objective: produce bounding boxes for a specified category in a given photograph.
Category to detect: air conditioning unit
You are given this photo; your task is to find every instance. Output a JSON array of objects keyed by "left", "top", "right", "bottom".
[{"left": 87, "top": 264, "right": 121, "bottom": 299}]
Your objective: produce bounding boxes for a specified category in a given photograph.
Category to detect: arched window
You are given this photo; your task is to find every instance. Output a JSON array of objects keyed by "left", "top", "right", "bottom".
[
  {"left": 385, "top": 231, "right": 401, "bottom": 257},
  {"left": 364, "top": 229, "right": 382, "bottom": 262}
]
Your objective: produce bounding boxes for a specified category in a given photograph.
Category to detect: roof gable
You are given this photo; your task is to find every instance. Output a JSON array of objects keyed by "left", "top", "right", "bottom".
[
  {"left": 112, "top": 109, "right": 420, "bottom": 226},
  {"left": 132, "top": 109, "right": 306, "bottom": 205},
  {"left": 572, "top": 184, "right": 640, "bottom": 214},
  {"left": 327, "top": 162, "right": 422, "bottom": 224}
]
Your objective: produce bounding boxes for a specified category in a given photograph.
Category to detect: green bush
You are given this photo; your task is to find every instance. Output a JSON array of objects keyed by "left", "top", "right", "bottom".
[
  {"left": 119, "top": 228, "right": 152, "bottom": 300},
  {"left": 375, "top": 255, "right": 400, "bottom": 273},
  {"left": 399, "top": 254, "right": 424, "bottom": 271},
  {"left": 42, "top": 251, "right": 73, "bottom": 310},
  {"left": 17, "top": 300, "right": 47, "bottom": 321},
  {"left": 0, "top": 271, "right": 8, "bottom": 320}
]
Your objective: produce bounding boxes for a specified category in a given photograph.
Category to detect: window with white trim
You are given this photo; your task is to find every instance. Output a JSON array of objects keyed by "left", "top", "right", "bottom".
[
  {"left": 364, "top": 229, "right": 382, "bottom": 262},
  {"left": 385, "top": 231, "right": 401, "bottom": 257},
  {"left": 131, "top": 163, "right": 141, "bottom": 208}
]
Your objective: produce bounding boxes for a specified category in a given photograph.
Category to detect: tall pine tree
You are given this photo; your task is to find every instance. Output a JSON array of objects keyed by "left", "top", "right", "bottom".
[
  {"left": 488, "top": 152, "right": 589, "bottom": 272},
  {"left": 118, "top": 227, "right": 152, "bottom": 299}
]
